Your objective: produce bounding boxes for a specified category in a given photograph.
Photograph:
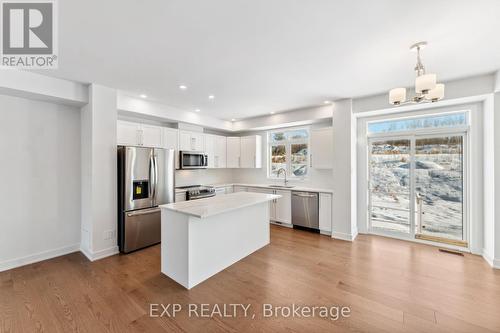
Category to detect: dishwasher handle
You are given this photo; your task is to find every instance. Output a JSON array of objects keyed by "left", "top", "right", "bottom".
[{"left": 292, "top": 192, "right": 317, "bottom": 198}]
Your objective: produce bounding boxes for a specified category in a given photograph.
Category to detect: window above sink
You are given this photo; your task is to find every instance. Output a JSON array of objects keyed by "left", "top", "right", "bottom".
[{"left": 268, "top": 127, "right": 310, "bottom": 180}]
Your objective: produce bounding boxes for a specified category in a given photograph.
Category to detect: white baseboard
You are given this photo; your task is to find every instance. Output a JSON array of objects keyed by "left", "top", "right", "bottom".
[
  {"left": 80, "top": 245, "right": 119, "bottom": 262},
  {"left": 332, "top": 230, "right": 357, "bottom": 241},
  {"left": 0, "top": 243, "right": 80, "bottom": 272},
  {"left": 482, "top": 249, "right": 500, "bottom": 269},
  {"left": 270, "top": 221, "right": 293, "bottom": 228}
]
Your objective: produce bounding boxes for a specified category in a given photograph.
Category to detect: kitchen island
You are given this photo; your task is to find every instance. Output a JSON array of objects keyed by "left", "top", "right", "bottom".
[{"left": 159, "top": 192, "right": 280, "bottom": 289}]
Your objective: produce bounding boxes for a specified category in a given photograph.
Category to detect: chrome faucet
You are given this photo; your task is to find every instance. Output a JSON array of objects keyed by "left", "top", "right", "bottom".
[{"left": 277, "top": 168, "right": 288, "bottom": 186}]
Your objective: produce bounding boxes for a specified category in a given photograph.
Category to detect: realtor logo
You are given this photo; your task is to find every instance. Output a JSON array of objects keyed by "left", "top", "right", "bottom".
[{"left": 1, "top": 0, "right": 58, "bottom": 68}]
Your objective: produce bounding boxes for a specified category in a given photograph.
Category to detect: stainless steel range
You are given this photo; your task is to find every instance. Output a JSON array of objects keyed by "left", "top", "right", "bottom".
[{"left": 177, "top": 185, "right": 216, "bottom": 200}]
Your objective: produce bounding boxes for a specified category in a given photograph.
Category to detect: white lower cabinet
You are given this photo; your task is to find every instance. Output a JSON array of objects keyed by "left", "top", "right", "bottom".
[
  {"left": 215, "top": 185, "right": 233, "bottom": 195},
  {"left": 248, "top": 187, "right": 291, "bottom": 225},
  {"left": 319, "top": 193, "right": 332, "bottom": 234},
  {"left": 274, "top": 190, "right": 291, "bottom": 224}
]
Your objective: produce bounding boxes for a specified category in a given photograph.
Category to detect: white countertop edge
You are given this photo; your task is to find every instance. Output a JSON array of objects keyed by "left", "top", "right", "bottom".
[
  {"left": 232, "top": 183, "right": 334, "bottom": 194},
  {"left": 160, "top": 192, "right": 281, "bottom": 218},
  {"left": 175, "top": 183, "right": 333, "bottom": 194}
]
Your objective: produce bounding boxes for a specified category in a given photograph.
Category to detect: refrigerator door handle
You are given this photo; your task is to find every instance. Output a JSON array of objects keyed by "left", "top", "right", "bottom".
[
  {"left": 153, "top": 154, "right": 159, "bottom": 202},
  {"left": 149, "top": 153, "right": 155, "bottom": 201}
]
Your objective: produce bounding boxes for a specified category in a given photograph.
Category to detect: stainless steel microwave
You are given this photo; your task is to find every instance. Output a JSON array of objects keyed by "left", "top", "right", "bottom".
[{"left": 180, "top": 151, "right": 208, "bottom": 169}]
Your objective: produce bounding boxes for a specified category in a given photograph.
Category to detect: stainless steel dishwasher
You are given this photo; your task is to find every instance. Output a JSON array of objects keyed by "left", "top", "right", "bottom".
[{"left": 291, "top": 191, "right": 319, "bottom": 230}]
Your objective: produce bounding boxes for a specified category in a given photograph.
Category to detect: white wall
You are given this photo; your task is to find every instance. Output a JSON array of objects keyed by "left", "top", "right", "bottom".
[
  {"left": 483, "top": 95, "right": 496, "bottom": 264},
  {"left": 80, "top": 84, "right": 118, "bottom": 261},
  {"left": 0, "top": 94, "right": 81, "bottom": 271},
  {"left": 331, "top": 99, "right": 358, "bottom": 240},
  {"left": 230, "top": 122, "right": 334, "bottom": 190}
]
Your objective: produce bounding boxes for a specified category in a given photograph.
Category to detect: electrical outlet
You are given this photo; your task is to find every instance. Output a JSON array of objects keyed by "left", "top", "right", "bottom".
[{"left": 104, "top": 229, "right": 116, "bottom": 240}]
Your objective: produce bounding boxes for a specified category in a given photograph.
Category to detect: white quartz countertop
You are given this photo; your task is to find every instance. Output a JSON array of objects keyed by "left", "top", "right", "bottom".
[{"left": 160, "top": 192, "right": 281, "bottom": 218}]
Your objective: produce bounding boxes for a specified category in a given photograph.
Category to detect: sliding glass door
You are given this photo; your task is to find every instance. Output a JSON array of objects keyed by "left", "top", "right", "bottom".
[
  {"left": 414, "top": 135, "right": 466, "bottom": 246},
  {"left": 369, "top": 138, "right": 412, "bottom": 234},
  {"left": 368, "top": 133, "right": 467, "bottom": 247}
]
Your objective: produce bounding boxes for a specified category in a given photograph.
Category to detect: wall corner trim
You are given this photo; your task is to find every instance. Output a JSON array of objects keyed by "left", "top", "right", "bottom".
[
  {"left": 80, "top": 246, "right": 119, "bottom": 262},
  {"left": 482, "top": 248, "right": 500, "bottom": 269},
  {"left": 331, "top": 231, "right": 357, "bottom": 242}
]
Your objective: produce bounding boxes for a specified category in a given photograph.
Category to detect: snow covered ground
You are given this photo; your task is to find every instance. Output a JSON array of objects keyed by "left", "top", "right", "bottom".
[{"left": 370, "top": 143, "right": 463, "bottom": 240}]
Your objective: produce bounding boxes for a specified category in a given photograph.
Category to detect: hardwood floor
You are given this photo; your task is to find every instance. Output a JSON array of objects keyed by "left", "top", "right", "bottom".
[{"left": 1, "top": 225, "right": 500, "bottom": 332}]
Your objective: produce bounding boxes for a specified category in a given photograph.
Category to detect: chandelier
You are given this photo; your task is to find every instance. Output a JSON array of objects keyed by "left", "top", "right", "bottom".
[{"left": 389, "top": 41, "right": 445, "bottom": 105}]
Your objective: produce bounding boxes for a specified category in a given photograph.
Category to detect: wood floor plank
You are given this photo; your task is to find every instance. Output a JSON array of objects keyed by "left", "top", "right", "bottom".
[{"left": 1, "top": 226, "right": 500, "bottom": 333}]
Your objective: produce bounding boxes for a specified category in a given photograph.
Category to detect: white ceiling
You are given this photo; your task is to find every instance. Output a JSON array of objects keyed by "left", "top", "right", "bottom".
[{"left": 40, "top": 0, "right": 500, "bottom": 120}]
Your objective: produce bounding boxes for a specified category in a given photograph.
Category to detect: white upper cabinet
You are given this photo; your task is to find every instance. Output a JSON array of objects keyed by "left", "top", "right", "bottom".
[
  {"left": 163, "top": 127, "right": 179, "bottom": 169},
  {"left": 310, "top": 127, "right": 333, "bottom": 169},
  {"left": 215, "top": 135, "right": 227, "bottom": 168},
  {"left": 141, "top": 124, "right": 164, "bottom": 148},
  {"left": 117, "top": 122, "right": 262, "bottom": 170},
  {"left": 319, "top": 193, "right": 332, "bottom": 233},
  {"left": 205, "top": 134, "right": 227, "bottom": 168},
  {"left": 117, "top": 120, "right": 163, "bottom": 148},
  {"left": 240, "top": 135, "right": 262, "bottom": 168},
  {"left": 163, "top": 127, "right": 179, "bottom": 150},
  {"left": 117, "top": 121, "right": 141, "bottom": 146},
  {"left": 179, "top": 130, "right": 205, "bottom": 152},
  {"left": 205, "top": 134, "right": 216, "bottom": 168},
  {"left": 226, "top": 137, "right": 241, "bottom": 168}
]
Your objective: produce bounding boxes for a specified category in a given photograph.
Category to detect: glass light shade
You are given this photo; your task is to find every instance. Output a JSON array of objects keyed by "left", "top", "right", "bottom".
[
  {"left": 415, "top": 73, "right": 436, "bottom": 93},
  {"left": 389, "top": 88, "right": 406, "bottom": 105},
  {"left": 426, "top": 83, "right": 445, "bottom": 101}
]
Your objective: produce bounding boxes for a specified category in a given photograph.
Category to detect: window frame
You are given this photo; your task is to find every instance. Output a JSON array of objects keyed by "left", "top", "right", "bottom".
[{"left": 267, "top": 126, "right": 310, "bottom": 180}]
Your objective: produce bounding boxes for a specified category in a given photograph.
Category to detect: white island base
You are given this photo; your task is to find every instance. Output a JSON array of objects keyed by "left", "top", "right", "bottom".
[{"left": 160, "top": 192, "right": 280, "bottom": 289}]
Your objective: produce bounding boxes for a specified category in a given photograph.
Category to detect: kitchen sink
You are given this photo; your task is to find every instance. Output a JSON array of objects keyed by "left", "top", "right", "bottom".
[{"left": 268, "top": 184, "right": 295, "bottom": 188}]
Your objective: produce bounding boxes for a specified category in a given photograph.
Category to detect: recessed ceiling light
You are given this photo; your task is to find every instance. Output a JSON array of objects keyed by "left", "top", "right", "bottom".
[
  {"left": 208, "top": 95, "right": 215, "bottom": 100},
  {"left": 231, "top": 118, "right": 236, "bottom": 122},
  {"left": 140, "top": 94, "right": 147, "bottom": 98},
  {"left": 179, "top": 85, "right": 187, "bottom": 90},
  {"left": 194, "top": 109, "right": 200, "bottom": 112},
  {"left": 270, "top": 111, "right": 275, "bottom": 115},
  {"left": 323, "top": 100, "right": 331, "bottom": 104}
]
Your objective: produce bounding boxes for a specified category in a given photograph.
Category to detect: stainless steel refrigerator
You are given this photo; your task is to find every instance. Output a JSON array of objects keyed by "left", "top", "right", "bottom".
[{"left": 117, "top": 146, "right": 175, "bottom": 253}]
